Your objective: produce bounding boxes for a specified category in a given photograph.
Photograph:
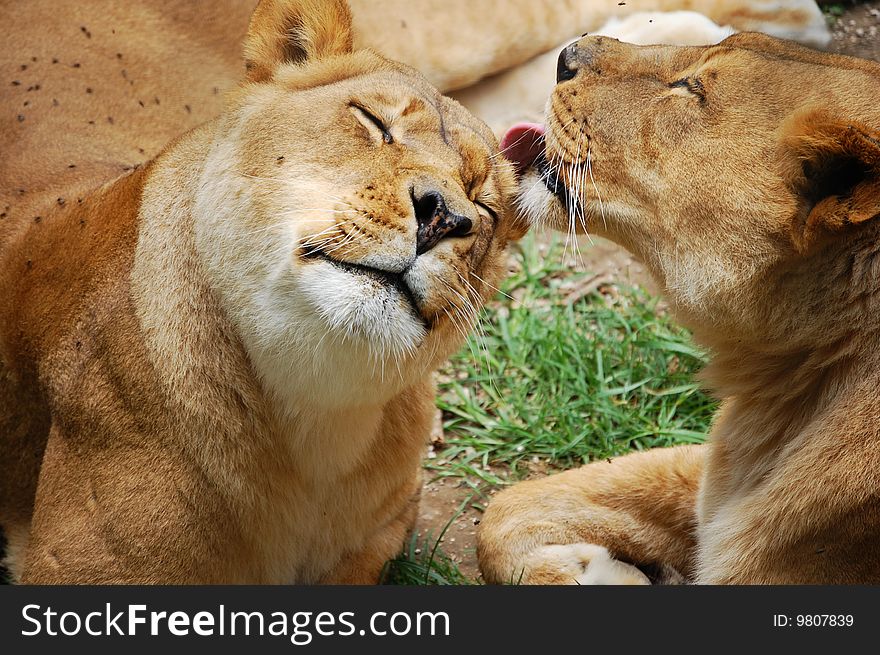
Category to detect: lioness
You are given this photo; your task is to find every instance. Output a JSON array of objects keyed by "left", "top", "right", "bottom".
[
  {"left": 479, "top": 33, "right": 880, "bottom": 584},
  {"left": 0, "top": 0, "right": 526, "bottom": 583}
]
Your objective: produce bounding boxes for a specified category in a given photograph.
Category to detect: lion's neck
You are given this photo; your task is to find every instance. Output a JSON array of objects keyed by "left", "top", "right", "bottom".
[
  {"left": 274, "top": 403, "right": 392, "bottom": 479},
  {"left": 690, "top": 224, "right": 880, "bottom": 439},
  {"left": 694, "top": 322, "right": 880, "bottom": 510}
]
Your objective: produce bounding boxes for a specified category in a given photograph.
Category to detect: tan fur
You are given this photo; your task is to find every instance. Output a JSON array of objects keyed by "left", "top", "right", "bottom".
[
  {"left": 0, "top": 0, "right": 525, "bottom": 584},
  {"left": 481, "top": 33, "right": 880, "bottom": 584},
  {"left": 245, "top": 0, "right": 354, "bottom": 82}
]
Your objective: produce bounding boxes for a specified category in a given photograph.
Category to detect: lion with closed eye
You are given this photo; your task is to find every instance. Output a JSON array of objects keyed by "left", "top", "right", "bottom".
[
  {"left": 0, "top": 0, "right": 525, "bottom": 583},
  {"left": 480, "top": 33, "right": 880, "bottom": 584}
]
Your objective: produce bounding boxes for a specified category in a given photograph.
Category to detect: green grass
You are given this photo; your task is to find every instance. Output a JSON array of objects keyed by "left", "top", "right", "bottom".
[
  {"left": 391, "top": 233, "right": 717, "bottom": 583},
  {"left": 383, "top": 534, "right": 474, "bottom": 585},
  {"left": 823, "top": 3, "right": 846, "bottom": 17},
  {"left": 821, "top": 2, "right": 847, "bottom": 25},
  {"left": 431, "top": 234, "right": 716, "bottom": 484},
  {"left": 382, "top": 496, "right": 476, "bottom": 586}
]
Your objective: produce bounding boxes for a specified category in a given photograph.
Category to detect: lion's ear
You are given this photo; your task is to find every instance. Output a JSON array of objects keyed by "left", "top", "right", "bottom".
[
  {"left": 244, "top": 0, "right": 354, "bottom": 82},
  {"left": 782, "top": 110, "right": 880, "bottom": 252}
]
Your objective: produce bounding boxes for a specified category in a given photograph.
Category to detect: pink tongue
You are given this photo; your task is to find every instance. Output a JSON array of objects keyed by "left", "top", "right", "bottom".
[{"left": 500, "top": 122, "right": 546, "bottom": 174}]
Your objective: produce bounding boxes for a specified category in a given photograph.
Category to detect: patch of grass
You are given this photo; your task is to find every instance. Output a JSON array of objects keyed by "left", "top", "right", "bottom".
[
  {"left": 430, "top": 233, "right": 717, "bottom": 484},
  {"left": 822, "top": 2, "right": 846, "bottom": 25},
  {"left": 382, "top": 533, "right": 474, "bottom": 586},
  {"left": 382, "top": 495, "right": 475, "bottom": 585}
]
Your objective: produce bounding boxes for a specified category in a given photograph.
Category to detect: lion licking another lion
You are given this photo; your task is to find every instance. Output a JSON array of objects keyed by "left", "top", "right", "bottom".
[{"left": 3, "top": 0, "right": 878, "bottom": 584}]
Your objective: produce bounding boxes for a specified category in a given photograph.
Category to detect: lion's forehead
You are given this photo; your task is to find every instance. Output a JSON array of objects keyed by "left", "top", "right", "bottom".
[
  {"left": 233, "top": 68, "right": 509, "bottom": 202},
  {"left": 385, "top": 86, "right": 495, "bottom": 147},
  {"left": 333, "top": 66, "right": 498, "bottom": 149},
  {"left": 265, "top": 78, "right": 495, "bottom": 160}
]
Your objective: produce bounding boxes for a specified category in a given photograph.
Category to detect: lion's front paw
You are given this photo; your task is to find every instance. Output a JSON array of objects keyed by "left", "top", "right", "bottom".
[{"left": 522, "top": 543, "right": 650, "bottom": 585}]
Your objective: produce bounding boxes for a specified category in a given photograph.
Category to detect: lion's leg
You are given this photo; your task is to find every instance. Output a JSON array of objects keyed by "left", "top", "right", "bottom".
[
  {"left": 20, "top": 423, "right": 243, "bottom": 584},
  {"left": 320, "top": 476, "right": 422, "bottom": 585},
  {"left": 478, "top": 444, "right": 705, "bottom": 584},
  {"left": 1, "top": 522, "right": 31, "bottom": 583},
  {"left": 0, "top": 363, "right": 49, "bottom": 584}
]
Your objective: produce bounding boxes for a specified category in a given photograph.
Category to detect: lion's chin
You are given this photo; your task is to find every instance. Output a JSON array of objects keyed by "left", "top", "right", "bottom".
[
  {"left": 300, "top": 261, "right": 428, "bottom": 359},
  {"left": 515, "top": 168, "right": 574, "bottom": 232}
]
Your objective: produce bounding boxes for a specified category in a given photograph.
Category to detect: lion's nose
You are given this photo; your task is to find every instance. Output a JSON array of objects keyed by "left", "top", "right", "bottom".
[
  {"left": 557, "top": 44, "right": 578, "bottom": 83},
  {"left": 559, "top": 36, "right": 620, "bottom": 81},
  {"left": 412, "top": 190, "right": 473, "bottom": 255}
]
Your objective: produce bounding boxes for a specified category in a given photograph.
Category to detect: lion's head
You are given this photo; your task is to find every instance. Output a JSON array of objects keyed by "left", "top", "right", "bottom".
[
  {"left": 508, "top": 33, "right": 880, "bottom": 347},
  {"left": 188, "top": 0, "right": 526, "bottom": 407}
]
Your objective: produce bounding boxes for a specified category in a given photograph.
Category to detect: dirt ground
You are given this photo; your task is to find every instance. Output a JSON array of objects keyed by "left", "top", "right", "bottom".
[
  {"left": 827, "top": 0, "right": 880, "bottom": 59},
  {"left": 413, "top": 1, "right": 880, "bottom": 581}
]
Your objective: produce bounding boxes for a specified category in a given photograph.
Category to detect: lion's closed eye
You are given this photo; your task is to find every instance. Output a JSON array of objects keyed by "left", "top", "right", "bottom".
[
  {"left": 350, "top": 104, "right": 394, "bottom": 143},
  {"left": 475, "top": 200, "right": 498, "bottom": 221}
]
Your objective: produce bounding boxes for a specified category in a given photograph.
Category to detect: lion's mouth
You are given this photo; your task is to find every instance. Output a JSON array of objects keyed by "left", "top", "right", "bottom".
[
  {"left": 302, "top": 248, "right": 429, "bottom": 329},
  {"left": 500, "top": 122, "right": 546, "bottom": 174},
  {"left": 501, "top": 122, "right": 570, "bottom": 208},
  {"left": 534, "top": 151, "right": 570, "bottom": 209}
]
